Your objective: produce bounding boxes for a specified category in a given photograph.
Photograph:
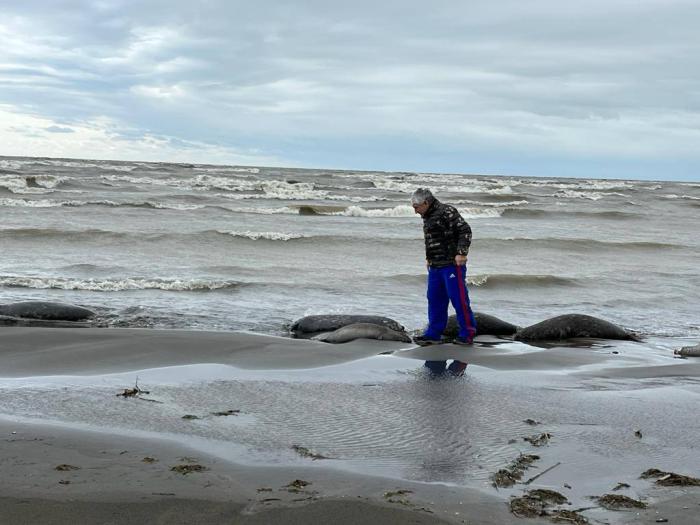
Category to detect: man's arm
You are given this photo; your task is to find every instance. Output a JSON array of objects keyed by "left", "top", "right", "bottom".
[{"left": 449, "top": 207, "right": 472, "bottom": 264}]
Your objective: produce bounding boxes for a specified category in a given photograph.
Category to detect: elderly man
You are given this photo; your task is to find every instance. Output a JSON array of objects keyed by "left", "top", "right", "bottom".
[{"left": 412, "top": 188, "right": 477, "bottom": 365}]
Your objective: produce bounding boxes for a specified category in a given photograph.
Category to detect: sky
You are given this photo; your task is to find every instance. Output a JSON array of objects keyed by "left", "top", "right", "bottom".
[{"left": 1, "top": 0, "right": 699, "bottom": 181}]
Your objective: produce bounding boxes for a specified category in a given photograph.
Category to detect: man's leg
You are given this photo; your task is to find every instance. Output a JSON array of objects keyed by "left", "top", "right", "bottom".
[
  {"left": 446, "top": 264, "right": 477, "bottom": 342},
  {"left": 423, "top": 266, "right": 450, "bottom": 339}
]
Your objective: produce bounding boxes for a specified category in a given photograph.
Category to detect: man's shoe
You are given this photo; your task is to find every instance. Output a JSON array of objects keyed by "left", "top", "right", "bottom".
[
  {"left": 452, "top": 336, "right": 473, "bottom": 345},
  {"left": 413, "top": 335, "right": 443, "bottom": 346}
]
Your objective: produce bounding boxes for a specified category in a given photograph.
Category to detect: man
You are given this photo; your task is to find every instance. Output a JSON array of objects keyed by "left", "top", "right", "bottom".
[{"left": 412, "top": 188, "right": 477, "bottom": 372}]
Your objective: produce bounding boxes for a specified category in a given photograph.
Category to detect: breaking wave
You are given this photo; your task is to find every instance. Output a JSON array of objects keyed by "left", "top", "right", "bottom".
[
  {"left": 0, "top": 198, "right": 205, "bottom": 210},
  {"left": 467, "top": 273, "right": 580, "bottom": 288},
  {"left": 388, "top": 273, "right": 580, "bottom": 289},
  {"left": 217, "top": 231, "right": 308, "bottom": 241},
  {"left": 663, "top": 194, "right": 700, "bottom": 201},
  {"left": 502, "top": 209, "right": 640, "bottom": 220},
  {"left": 553, "top": 190, "right": 626, "bottom": 200},
  {"left": 227, "top": 204, "right": 504, "bottom": 219},
  {"left": 0, "top": 276, "right": 243, "bottom": 292},
  {"left": 0, "top": 174, "right": 70, "bottom": 194},
  {"left": 480, "top": 237, "right": 687, "bottom": 251}
]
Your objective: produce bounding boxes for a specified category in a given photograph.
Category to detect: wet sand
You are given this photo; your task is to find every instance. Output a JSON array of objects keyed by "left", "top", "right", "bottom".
[
  {"left": 0, "top": 418, "right": 530, "bottom": 525},
  {"left": 1, "top": 327, "right": 699, "bottom": 524}
]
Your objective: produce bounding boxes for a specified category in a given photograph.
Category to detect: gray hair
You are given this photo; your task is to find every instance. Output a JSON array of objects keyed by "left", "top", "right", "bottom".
[{"left": 411, "top": 188, "right": 434, "bottom": 206}]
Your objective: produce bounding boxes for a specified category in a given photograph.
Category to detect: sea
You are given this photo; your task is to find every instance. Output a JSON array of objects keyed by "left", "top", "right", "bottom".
[{"left": 1, "top": 155, "right": 698, "bottom": 341}]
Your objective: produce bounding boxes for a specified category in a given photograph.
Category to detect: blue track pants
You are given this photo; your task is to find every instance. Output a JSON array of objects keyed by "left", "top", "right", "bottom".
[{"left": 423, "top": 264, "right": 477, "bottom": 341}]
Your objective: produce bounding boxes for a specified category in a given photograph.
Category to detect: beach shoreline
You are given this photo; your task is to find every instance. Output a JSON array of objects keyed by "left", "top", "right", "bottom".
[
  {"left": 0, "top": 417, "right": 531, "bottom": 525},
  {"left": 1, "top": 326, "right": 699, "bottom": 524}
]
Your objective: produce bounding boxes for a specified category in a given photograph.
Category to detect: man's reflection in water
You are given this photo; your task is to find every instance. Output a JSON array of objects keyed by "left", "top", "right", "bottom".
[{"left": 424, "top": 360, "right": 467, "bottom": 376}]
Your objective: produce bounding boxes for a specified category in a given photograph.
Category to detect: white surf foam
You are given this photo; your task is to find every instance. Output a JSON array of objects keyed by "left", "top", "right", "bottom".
[
  {"left": 0, "top": 174, "right": 70, "bottom": 194},
  {"left": 553, "top": 189, "right": 625, "bottom": 200},
  {"left": 0, "top": 275, "right": 239, "bottom": 292},
  {"left": 663, "top": 194, "right": 700, "bottom": 201},
  {"left": 217, "top": 230, "right": 307, "bottom": 241}
]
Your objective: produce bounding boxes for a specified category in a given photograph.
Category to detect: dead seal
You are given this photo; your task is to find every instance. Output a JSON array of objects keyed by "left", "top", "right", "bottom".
[
  {"left": 514, "top": 314, "right": 640, "bottom": 342},
  {"left": 0, "top": 301, "right": 95, "bottom": 321},
  {"left": 291, "top": 314, "right": 405, "bottom": 337},
  {"left": 438, "top": 312, "right": 519, "bottom": 338},
  {"left": 675, "top": 344, "right": 700, "bottom": 357},
  {"left": 312, "top": 323, "right": 412, "bottom": 344}
]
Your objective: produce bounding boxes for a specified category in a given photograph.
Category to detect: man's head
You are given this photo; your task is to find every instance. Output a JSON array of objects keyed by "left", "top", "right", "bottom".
[{"left": 411, "top": 188, "right": 434, "bottom": 216}]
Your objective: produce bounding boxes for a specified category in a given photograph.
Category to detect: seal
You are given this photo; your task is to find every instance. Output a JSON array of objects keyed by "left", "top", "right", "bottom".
[
  {"left": 514, "top": 314, "right": 640, "bottom": 342},
  {"left": 312, "top": 323, "right": 412, "bottom": 344},
  {"left": 438, "top": 312, "right": 519, "bottom": 338},
  {"left": 0, "top": 314, "right": 91, "bottom": 328},
  {"left": 675, "top": 344, "right": 700, "bottom": 357},
  {"left": 291, "top": 314, "right": 405, "bottom": 337},
  {"left": 0, "top": 301, "right": 95, "bottom": 321}
]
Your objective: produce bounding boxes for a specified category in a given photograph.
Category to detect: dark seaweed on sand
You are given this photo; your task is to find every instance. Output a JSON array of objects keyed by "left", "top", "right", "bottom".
[
  {"left": 640, "top": 469, "right": 700, "bottom": 486},
  {"left": 170, "top": 464, "right": 208, "bottom": 475},
  {"left": 291, "top": 444, "right": 330, "bottom": 460},
  {"left": 492, "top": 454, "right": 540, "bottom": 488},
  {"left": 596, "top": 494, "right": 647, "bottom": 510}
]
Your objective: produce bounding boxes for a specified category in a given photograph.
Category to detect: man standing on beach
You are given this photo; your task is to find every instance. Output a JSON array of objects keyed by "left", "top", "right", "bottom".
[{"left": 412, "top": 188, "right": 476, "bottom": 374}]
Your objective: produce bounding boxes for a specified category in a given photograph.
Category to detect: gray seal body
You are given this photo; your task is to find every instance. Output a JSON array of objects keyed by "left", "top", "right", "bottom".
[
  {"left": 291, "top": 315, "right": 405, "bottom": 337},
  {"left": 438, "top": 312, "right": 518, "bottom": 338},
  {"left": 514, "top": 314, "right": 640, "bottom": 342},
  {"left": 675, "top": 344, "right": 700, "bottom": 357},
  {"left": 312, "top": 323, "right": 412, "bottom": 344},
  {"left": 0, "top": 301, "right": 95, "bottom": 321}
]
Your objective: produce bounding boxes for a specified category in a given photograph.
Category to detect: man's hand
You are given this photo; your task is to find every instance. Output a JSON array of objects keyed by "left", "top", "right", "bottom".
[{"left": 455, "top": 255, "right": 468, "bottom": 266}]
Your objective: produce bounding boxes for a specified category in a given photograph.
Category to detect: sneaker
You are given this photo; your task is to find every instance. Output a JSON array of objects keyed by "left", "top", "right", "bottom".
[
  {"left": 448, "top": 361, "right": 468, "bottom": 376},
  {"left": 452, "top": 336, "right": 473, "bottom": 345},
  {"left": 413, "top": 335, "right": 443, "bottom": 346}
]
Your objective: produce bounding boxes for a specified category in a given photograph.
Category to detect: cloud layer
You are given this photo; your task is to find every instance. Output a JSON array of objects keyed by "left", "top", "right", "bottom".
[{"left": 1, "top": 1, "right": 699, "bottom": 179}]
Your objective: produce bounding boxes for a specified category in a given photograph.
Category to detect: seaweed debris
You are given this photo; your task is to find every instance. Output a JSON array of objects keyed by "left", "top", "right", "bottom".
[
  {"left": 292, "top": 445, "right": 330, "bottom": 460},
  {"left": 510, "top": 489, "right": 588, "bottom": 524},
  {"left": 170, "top": 464, "right": 208, "bottom": 475},
  {"left": 528, "top": 489, "right": 568, "bottom": 505},
  {"left": 524, "top": 432, "right": 552, "bottom": 446},
  {"left": 549, "top": 509, "right": 588, "bottom": 524},
  {"left": 492, "top": 454, "right": 540, "bottom": 488},
  {"left": 116, "top": 378, "right": 149, "bottom": 397},
  {"left": 285, "top": 479, "right": 311, "bottom": 492},
  {"left": 211, "top": 409, "right": 240, "bottom": 416},
  {"left": 595, "top": 494, "right": 647, "bottom": 510},
  {"left": 641, "top": 469, "right": 700, "bottom": 486},
  {"left": 54, "top": 464, "right": 80, "bottom": 471}
]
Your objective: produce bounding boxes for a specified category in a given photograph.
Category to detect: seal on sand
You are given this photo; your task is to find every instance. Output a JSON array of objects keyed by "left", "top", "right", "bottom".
[
  {"left": 514, "top": 314, "right": 640, "bottom": 342},
  {"left": 291, "top": 315, "right": 405, "bottom": 337},
  {"left": 438, "top": 312, "right": 519, "bottom": 338},
  {"left": 675, "top": 344, "right": 700, "bottom": 357},
  {"left": 0, "top": 301, "right": 95, "bottom": 321},
  {"left": 312, "top": 323, "right": 412, "bottom": 344}
]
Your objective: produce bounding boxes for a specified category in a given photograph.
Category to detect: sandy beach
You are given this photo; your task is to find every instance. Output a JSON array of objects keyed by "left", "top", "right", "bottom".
[{"left": 1, "top": 327, "right": 699, "bottom": 524}]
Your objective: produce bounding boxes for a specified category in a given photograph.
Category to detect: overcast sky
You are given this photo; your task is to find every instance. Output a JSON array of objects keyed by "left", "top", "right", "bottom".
[{"left": 1, "top": 0, "right": 699, "bottom": 180}]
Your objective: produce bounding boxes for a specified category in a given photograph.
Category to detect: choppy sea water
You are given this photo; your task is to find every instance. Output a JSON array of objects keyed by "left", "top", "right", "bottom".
[{"left": 1, "top": 155, "right": 699, "bottom": 339}]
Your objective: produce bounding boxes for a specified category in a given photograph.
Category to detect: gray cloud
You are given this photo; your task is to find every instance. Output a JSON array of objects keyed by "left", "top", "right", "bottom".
[
  {"left": 0, "top": 0, "right": 699, "bottom": 178},
  {"left": 45, "top": 125, "right": 75, "bottom": 133}
]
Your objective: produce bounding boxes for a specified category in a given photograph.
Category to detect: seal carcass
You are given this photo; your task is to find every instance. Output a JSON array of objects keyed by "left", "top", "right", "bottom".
[
  {"left": 439, "top": 312, "right": 519, "bottom": 338},
  {"left": 0, "top": 301, "right": 95, "bottom": 321},
  {"left": 675, "top": 344, "right": 700, "bottom": 357},
  {"left": 312, "top": 323, "right": 412, "bottom": 344},
  {"left": 291, "top": 314, "right": 405, "bottom": 337},
  {"left": 514, "top": 314, "right": 640, "bottom": 342}
]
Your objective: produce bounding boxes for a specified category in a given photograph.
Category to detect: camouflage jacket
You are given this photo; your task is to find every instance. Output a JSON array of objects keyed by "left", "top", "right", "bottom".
[{"left": 421, "top": 199, "right": 472, "bottom": 267}]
